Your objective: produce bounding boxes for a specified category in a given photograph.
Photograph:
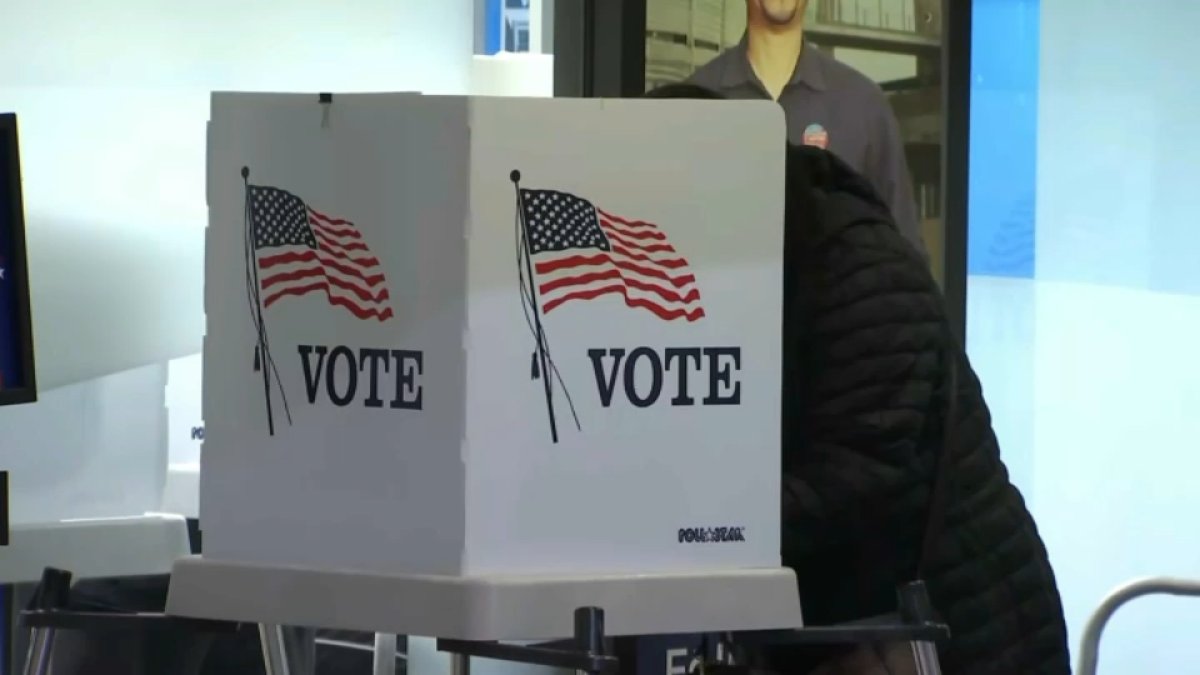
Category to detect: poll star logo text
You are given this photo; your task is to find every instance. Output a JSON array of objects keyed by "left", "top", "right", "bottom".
[{"left": 677, "top": 526, "right": 747, "bottom": 544}]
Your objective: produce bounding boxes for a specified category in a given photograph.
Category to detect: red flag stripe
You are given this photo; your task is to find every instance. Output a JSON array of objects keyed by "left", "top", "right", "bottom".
[
  {"left": 534, "top": 246, "right": 702, "bottom": 320},
  {"left": 314, "top": 231, "right": 371, "bottom": 254},
  {"left": 597, "top": 209, "right": 660, "bottom": 230},
  {"left": 259, "top": 249, "right": 385, "bottom": 287},
  {"left": 261, "top": 266, "right": 390, "bottom": 303},
  {"left": 259, "top": 247, "right": 381, "bottom": 271},
  {"left": 534, "top": 252, "right": 696, "bottom": 288},
  {"left": 600, "top": 221, "right": 667, "bottom": 241},
  {"left": 601, "top": 239, "right": 690, "bottom": 271},
  {"left": 307, "top": 208, "right": 357, "bottom": 230},
  {"left": 542, "top": 285, "right": 705, "bottom": 322},
  {"left": 601, "top": 225, "right": 678, "bottom": 254},
  {"left": 308, "top": 218, "right": 364, "bottom": 241},
  {"left": 609, "top": 244, "right": 689, "bottom": 269},
  {"left": 263, "top": 281, "right": 394, "bottom": 321},
  {"left": 539, "top": 268, "right": 701, "bottom": 304}
]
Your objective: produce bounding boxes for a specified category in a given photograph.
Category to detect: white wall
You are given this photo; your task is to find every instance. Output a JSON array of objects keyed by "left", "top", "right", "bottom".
[
  {"left": 0, "top": 0, "right": 475, "bottom": 389},
  {"left": 470, "top": 53, "right": 554, "bottom": 97}
]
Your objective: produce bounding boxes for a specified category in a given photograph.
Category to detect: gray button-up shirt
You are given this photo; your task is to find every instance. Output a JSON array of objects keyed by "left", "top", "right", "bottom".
[{"left": 689, "top": 39, "right": 924, "bottom": 254}]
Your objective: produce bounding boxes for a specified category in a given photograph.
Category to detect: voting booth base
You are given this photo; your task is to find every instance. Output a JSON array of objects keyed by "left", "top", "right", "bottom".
[
  {"left": 160, "top": 557, "right": 946, "bottom": 675},
  {"left": 18, "top": 560, "right": 947, "bottom": 675}
]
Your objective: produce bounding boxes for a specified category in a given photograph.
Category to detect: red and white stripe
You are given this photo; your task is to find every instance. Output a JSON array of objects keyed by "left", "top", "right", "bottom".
[
  {"left": 257, "top": 208, "right": 394, "bottom": 322},
  {"left": 533, "top": 208, "right": 705, "bottom": 322}
]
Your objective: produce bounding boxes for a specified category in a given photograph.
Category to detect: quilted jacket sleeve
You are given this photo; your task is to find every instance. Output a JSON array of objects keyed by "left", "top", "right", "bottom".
[{"left": 780, "top": 194, "right": 948, "bottom": 566}]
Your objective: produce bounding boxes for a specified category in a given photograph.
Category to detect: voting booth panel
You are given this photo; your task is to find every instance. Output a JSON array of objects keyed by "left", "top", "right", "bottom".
[{"left": 201, "top": 93, "right": 785, "bottom": 577}]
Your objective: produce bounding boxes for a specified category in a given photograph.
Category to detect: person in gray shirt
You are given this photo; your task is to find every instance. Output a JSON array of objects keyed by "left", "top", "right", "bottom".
[{"left": 689, "top": 0, "right": 925, "bottom": 255}]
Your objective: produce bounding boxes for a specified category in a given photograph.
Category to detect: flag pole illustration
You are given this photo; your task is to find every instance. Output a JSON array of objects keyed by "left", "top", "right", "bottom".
[
  {"left": 241, "top": 166, "right": 294, "bottom": 437},
  {"left": 511, "top": 169, "right": 560, "bottom": 444},
  {"left": 243, "top": 167, "right": 277, "bottom": 435}
]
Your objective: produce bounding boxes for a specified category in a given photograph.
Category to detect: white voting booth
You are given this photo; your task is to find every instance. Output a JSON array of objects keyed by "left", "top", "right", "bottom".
[{"left": 167, "top": 92, "right": 802, "bottom": 673}]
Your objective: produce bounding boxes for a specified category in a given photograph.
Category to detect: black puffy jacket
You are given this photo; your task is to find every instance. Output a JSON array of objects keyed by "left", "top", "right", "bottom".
[{"left": 778, "top": 146, "right": 1071, "bottom": 674}]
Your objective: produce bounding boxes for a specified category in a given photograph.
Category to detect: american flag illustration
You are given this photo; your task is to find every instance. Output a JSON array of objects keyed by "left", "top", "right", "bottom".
[
  {"left": 249, "top": 186, "right": 393, "bottom": 322},
  {"left": 519, "top": 188, "right": 705, "bottom": 322}
]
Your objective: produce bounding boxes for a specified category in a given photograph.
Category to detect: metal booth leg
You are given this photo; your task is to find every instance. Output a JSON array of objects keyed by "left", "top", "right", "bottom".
[
  {"left": 21, "top": 569, "right": 73, "bottom": 675},
  {"left": 908, "top": 640, "right": 943, "bottom": 675},
  {"left": 434, "top": 606, "right": 614, "bottom": 675},
  {"left": 450, "top": 652, "right": 471, "bottom": 675},
  {"left": 373, "top": 633, "right": 398, "bottom": 675},
  {"left": 21, "top": 626, "right": 56, "bottom": 675},
  {"left": 282, "top": 626, "right": 316, "bottom": 675},
  {"left": 898, "top": 581, "right": 943, "bottom": 675},
  {"left": 259, "top": 624, "right": 317, "bottom": 675},
  {"left": 259, "top": 624, "right": 291, "bottom": 675}
]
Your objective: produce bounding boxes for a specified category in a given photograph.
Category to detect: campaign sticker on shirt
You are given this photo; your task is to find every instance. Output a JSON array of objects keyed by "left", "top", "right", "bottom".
[{"left": 802, "top": 123, "right": 829, "bottom": 149}]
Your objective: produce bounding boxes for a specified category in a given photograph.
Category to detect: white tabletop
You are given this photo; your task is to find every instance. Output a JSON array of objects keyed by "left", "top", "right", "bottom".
[
  {"left": 1, "top": 514, "right": 190, "bottom": 584},
  {"left": 166, "top": 557, "right": 804, "bottom": 641}
]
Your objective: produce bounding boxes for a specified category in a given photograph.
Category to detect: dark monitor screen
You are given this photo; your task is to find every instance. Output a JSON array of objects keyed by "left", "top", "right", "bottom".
[{"left": 0, "top": 113, "right": 36, "bottom": 406}]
